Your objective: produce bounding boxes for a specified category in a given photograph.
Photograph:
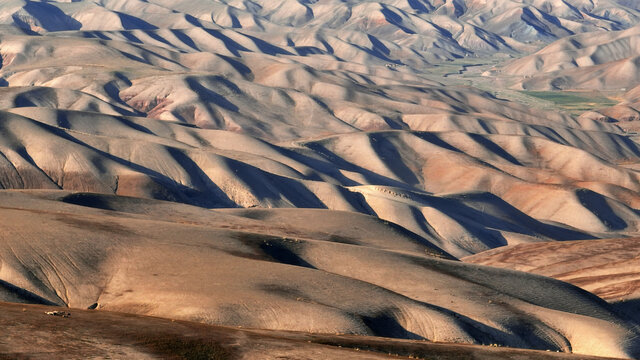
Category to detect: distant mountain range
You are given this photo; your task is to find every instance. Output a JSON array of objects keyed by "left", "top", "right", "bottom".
[
  {"left": 501, "top": 23, "right": 640, "bottom": 90},
  {"left": 2, "top": 0, "right": 640, "bottom": 64}
]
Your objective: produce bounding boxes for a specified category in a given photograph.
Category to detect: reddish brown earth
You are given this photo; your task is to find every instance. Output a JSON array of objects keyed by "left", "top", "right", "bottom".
[{"left": 464, "top": 238, "right": 640, "bottom": 320}]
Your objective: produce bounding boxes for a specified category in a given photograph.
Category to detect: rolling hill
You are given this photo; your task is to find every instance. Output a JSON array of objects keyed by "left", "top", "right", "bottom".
[{"left": 1, "top": 1, "right": 640, "bottom": 359}]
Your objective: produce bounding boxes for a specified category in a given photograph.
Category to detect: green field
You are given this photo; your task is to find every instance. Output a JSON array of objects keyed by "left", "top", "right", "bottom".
[{"left": 522, "top": 91, "right": 619, "bottom": 115}]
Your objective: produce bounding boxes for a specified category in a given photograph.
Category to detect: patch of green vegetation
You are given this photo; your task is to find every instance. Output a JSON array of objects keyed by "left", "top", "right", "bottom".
[{"left": 521, "top": 91, "right": 618, "bottom": 115}]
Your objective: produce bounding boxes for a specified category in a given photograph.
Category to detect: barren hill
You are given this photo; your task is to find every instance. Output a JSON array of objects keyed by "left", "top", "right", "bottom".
[
  {"left": 1, "top": 1, "right": 640, "bottom": 359},
  {"left": 501, "top": 23, "right": 640, "bottom": 90},
  {"left": 0, "top": 302, "right": 626, "bottom": 360}
]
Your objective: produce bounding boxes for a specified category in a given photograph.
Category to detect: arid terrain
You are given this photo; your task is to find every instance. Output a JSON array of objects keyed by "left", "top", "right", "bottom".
[{"left": 1, "top": 1, "right": 640, "bottom": 359}]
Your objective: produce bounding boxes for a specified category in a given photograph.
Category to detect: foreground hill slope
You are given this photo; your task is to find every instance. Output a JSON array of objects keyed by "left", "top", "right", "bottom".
[
  {"left": 0, "top": 190, "right": 638, "bottom": 358},
  {"left": 464, "top": 237, "right": 640, "bottom": 327},
  {"left": 0, "top": 302, "right": 625, "bottom": 360}
]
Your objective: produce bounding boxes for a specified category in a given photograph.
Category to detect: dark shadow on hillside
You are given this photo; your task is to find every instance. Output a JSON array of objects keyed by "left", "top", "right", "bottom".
[
  {"left": 407, "top": 0, "right": 432, "bottom": 13},
  {"left": 219, "top": 156, "right": 326, "bottom": 208},
  {"left": 116, "top": 11, "right": 158, "bottom": 30},
  {"left": 103, "top": 73, "right": 146, "bottom": 117},
  {"left": 60, "top": 193, "right": 117, "bottom": 211},
  {"left": 576, "top": 189, "right": 627, "bottom": 231},
  {"left": 538, "top": 9, "right": 572, "bottom": 35},
  {"left": 202, "top": 29, "right": 251, "bottom": 56},
  {"left": 468, "top": 134, "right": 522, "bottom": 165},
  {"left": 369, "top": 133, "right": 421, "bottom": 186},
  {"left": 382, "top": 116, "right": 405, "bottom": 130},
  {"left": 27, "top": 120, "right": 235, "bottom": 208},
  {"left": 118, "top": 117, "right": 154, "bottom": 134},
  {"left": 380, "top": 6, "right": 415, "bottom": 34},
  {"left": 412, "top": 256, "right": 621, "bottom": 324},
  {"left": 0, "top": 279, "right": 59, "bottom": 306},
  {"left": 143, "top": 30, "right": 174, "bottom": 48},
  {"left": 14, "top": 88, "right": 56, "bottom": 108},
  {"left": 225, "top": 10, "right": 242, "bottom": 29},
  {"left": 83, "top": 31, "right": 111, "bottom": 40},
  {"left": 219, "top": 55, "right": 253, "bottom": 80},
  {"left": 414, "top": 201, "right": 509, "bottom": 250},
  {"left": 302, "top": 141, "right": 420, "bottom": 188},
  {"left": 259, "top": 241, "right": 315, "bottom": 268},
  {"left": 413, "top": 132, "right": 464, "bottom": 153},
  {"left": 171, "top": 29, "right": 199, "bottom": 51},
  {"left": 362, "top": 310, "right": 423, "bottom": 340},
  {"left": 244, "top": 34, "right": 293, "bottom": 56},
  {"left": 230, "top": 232, "right": 315, "bottom": 268},
  {"left": 610, "top": 298, "right": 640, "bottom": 325},
  {"left": 120, "top": 31, "right": 142, "bottom": 44},
  {"left": 166, "top": 147, "right": 237, "bottom": 207},
  {"left": 185, "top": 77, "right": 239, "bottom": 112},
  {"left": 367, "top": 34, "right": 391, "bottom": 56},
  {"left": 295, "top": 46, "right": 325, "bottom": 56},
  {"left": 520, "top": 7, "right": 555, "bottom": 39},
  {"left": 15, "top": 1, "right": 82, "bottom": 32},
  {"left": 445, "top": 192, "right": 594, "bottom": 241}
]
